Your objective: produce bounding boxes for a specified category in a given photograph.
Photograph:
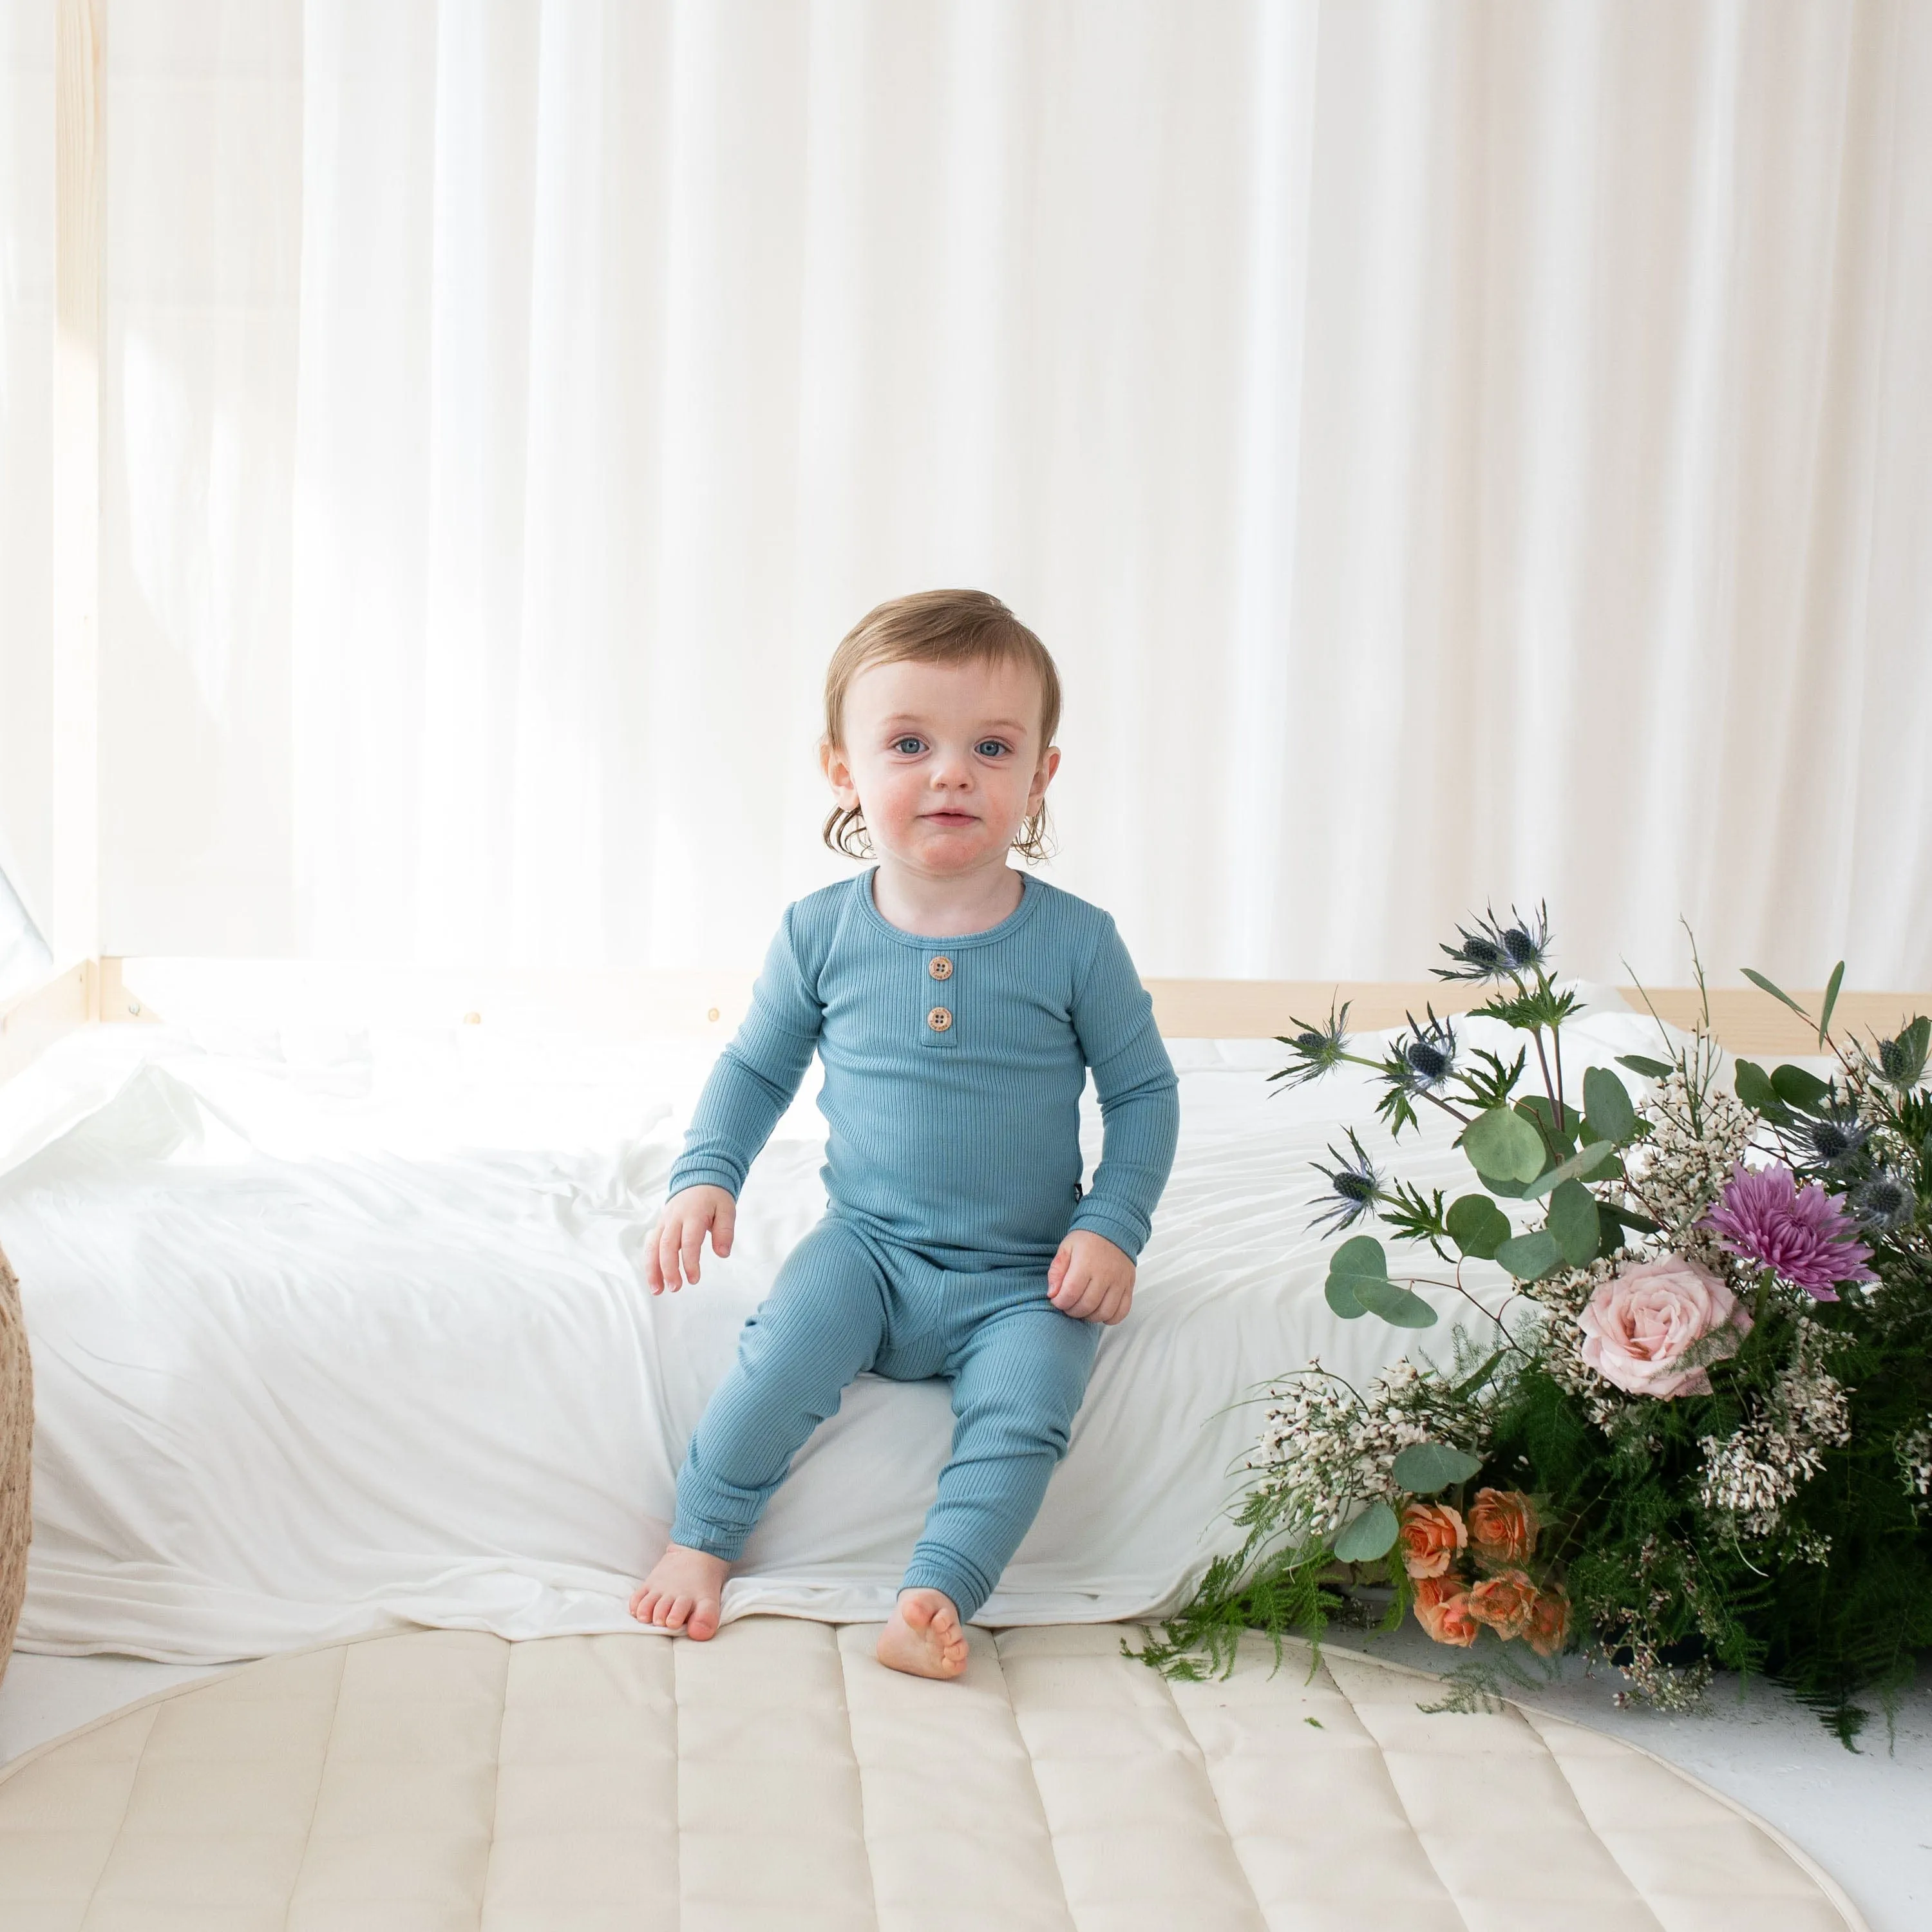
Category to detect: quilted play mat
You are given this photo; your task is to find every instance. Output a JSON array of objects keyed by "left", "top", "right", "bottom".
[{"left": 0, "top": 1619, "right": 1862, "bottom": 1931}]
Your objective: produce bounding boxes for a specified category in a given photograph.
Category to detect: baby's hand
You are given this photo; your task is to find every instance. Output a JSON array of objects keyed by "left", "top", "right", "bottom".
[
  {"left": 649, "top": 1185, "right": 737, "bottom": 1294},
  {"left": 1046, "top": 1229, "right": 1135, "bottom": 1325}
]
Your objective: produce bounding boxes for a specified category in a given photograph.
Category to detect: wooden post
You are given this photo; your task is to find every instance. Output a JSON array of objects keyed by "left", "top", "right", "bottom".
[{"left": 52, "top": 0, "right": 102, "bottom": 998}]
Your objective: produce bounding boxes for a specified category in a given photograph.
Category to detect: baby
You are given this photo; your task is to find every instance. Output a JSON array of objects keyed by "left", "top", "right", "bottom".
[{"left": 629, "top": 589, "right": 1179, "bottom": 1679}]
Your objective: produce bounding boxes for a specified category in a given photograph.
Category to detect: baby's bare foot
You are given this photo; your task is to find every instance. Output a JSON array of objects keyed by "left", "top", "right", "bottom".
[
  {"left": 629, "top": 1542, "right": 729, "bottom": 1639},
  {"left": 876, "top": 1588, "right": 969, "bottom": 1680}
]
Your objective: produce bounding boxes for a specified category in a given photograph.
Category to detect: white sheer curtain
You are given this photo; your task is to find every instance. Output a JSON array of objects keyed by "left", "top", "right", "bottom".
[
  {"left": 74, "top": 1, "right": 1932, "bottom": 984},
  {"left": 0, "top": 4, "right": 53, "bottom": 961}
]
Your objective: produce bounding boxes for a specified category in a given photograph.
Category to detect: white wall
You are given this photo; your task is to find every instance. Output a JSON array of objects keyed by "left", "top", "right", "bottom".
[{"left": 15, "top": 1, "right": 1932, "bottom": 987}]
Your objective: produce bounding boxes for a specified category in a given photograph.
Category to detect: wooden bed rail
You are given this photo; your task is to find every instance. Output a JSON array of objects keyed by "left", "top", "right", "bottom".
[
  {"left": 1141, "top": 981, "right": 1929, "bottom": 1059},
  {"left": 3, "top": 958, "right": 1924, "bottom": 1086},
  {"left": 54, "top": 960, "right": 1932, "bottom": 1054},
  {"left": 0, "top": 962, "right": 94, "bottom": 1087}
]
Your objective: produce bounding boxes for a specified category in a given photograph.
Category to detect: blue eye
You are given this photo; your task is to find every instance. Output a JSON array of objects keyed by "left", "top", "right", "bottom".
[
  {"left": 976, "top": 739, "right": 1010, "bottom": 759},
  {"left": 893, "top": 736, "right": 925, "bottom": 755}
]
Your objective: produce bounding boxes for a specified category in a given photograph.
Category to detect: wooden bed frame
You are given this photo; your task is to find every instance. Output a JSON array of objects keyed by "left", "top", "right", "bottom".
[{"left": 3, "top": 957, "right": 1926, "bottom": 1088}]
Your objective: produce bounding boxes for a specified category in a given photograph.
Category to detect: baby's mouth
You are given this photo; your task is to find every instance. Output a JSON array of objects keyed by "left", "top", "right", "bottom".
[{"left": 922, "top": 811, "right": 978, "bottom": 827}]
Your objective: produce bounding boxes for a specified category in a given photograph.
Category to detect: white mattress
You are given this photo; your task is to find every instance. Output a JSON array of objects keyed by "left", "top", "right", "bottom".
[{"left": 0, "top": 987, "right": 1676, "bottom": 1662}]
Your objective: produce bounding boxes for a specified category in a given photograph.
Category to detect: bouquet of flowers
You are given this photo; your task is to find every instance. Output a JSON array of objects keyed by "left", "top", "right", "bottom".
[{"left": 1141, "top": 909, "right": 1932, "bottom": 1744}]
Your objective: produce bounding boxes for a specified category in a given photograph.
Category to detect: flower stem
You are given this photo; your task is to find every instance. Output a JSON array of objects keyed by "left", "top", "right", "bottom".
[
  {"left": 1531, "top": 1025, "right": 1560, "bottom": 1128},
  {"left": 1448, "top": 1276, "right": 1537, "bottom": 1359}
]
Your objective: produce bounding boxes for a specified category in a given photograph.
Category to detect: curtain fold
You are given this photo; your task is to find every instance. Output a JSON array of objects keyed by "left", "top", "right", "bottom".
[
  {"left": 0, "top": 3, "right": 55, "bottom": 946},
  {"left": 71, "top": 0, "right": 1932, "bottom": 985}
]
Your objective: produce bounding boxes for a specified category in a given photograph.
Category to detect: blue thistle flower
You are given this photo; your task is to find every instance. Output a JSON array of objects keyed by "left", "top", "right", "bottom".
[
  {"left": 1850, "top": 1171, "right": 1916, "bottom": 1234},
  {"left": 1437, "top": 929, "right": 1509, "bottom": 982},
  {"left": 1875, "top": 1017, "right": 1930, "bottom": 1090},
  {"left": 1803, "top": 1107, "right": 1871, "bottom": 1171},
  {"left": 1270, "top": 1001, "right": 1353, "bottom": 1093},
  {"left": 1435, "top": 902, "right": 1553, "bottom": 983},
  {"left": 1394, "top": 1010, "right": 1459, "bottom": 1092},
  {"left": 1310, "top": 1129, "right": 1383, "bottom": 1234},
  {"left": 1372, "top": 1008, "right": 1463, "bottom": 1137}
]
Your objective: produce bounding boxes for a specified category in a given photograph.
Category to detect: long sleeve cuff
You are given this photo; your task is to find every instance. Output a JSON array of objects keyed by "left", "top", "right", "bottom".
[
  {"left": 1067, "top": 1198, "right": 1153, "bottom": 1260},
  {"left": 665, "top": 1160, "right": 744, "bottom": 1200}
]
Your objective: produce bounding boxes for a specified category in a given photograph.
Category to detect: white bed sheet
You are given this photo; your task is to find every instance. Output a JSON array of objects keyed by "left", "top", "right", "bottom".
[{"left": 0, "top": 988, "right": 1684, "bottom": 1662}]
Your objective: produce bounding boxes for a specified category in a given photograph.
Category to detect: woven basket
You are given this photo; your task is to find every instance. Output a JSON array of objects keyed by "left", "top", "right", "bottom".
[{"left": 0, "top": 1241, "right": 30, "bottom": 1684}]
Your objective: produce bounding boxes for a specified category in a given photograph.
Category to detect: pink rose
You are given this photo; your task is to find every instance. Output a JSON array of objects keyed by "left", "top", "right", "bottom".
[{"left": 1577, "top": 1253, "right": 1751, "bottom": 1399}]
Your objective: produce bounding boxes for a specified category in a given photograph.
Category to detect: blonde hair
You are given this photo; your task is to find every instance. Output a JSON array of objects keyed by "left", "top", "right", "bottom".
[{"left": 821, "top": 589, "right": 1061, "bottom": 863}]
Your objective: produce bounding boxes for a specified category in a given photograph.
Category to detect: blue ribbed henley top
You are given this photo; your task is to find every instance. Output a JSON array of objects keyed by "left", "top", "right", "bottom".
[{"left": 667, "top": 869, "right": 1180, "bottom": 1265}]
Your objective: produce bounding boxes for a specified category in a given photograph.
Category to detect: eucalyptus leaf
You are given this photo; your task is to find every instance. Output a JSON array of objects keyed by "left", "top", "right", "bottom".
[
  {"left": 1516, "top": 1093, "right": 1580, "bottom": 1154},
  {"left": 1582, "top": 1065, "right": 1636, "bottom": 1144},
  {"left": 1595, "top": 1204, "right": 1627, "bottom": 1260},
  {"left": 1463, "top": 1107, "right": 1546, "bottom": 1184},
  {"left": 1733, "top": 1059, "right": 1781, "bottom": 1113},
  {"left": 1352, "top": 1277, "right": 1439, "bottom": 1328},
  {"left": 1522, "top": 1141, "right": 1616, "bottom": 1200},
  {"left": 1578, "top": 1144, "right": 1623, "bottom": 1183},
  {"left": 1616, "top": 1054, "right": 1675, "bottom": 1081},
  {"left": 1547, "top": 1178, "right": 1601, "bottom": 1266},
  {"left": 1818, "top": 961, "right": 1844, "bottom": 1045},
  {"left": 1446, "top": 1193, "right": 1511, "bottom": 1260},
  {"left": 1329, "top": 1234, "right": 1389, "bottom": 1280},
  {"left": 1496, "top": 1229, "right": 1561, "bottom": 1280},
  {"left": 1451, "top": 1349, "right": 1508, "bottom": 1399},
  {"left": 1743, "top": 968, "right": 1813, "bottom": 1025},
  {"left": 1324, "top": 1275, "right": 1367, "bottom": 1320},
  {"left": 1772, "top": 1063, "right": 1832, "bottom": 1112},
  {"left": 1598, "top": 1201, "right": 1662, "bottom": 1236},
  {"left": 1474, "top": 1170, "right": 1530, "bottom": 1200},
  {"left": 1392, "top": 1442, "right": 1483, "bottom": 1494},
  {"left": 1332, "top": 1499, "right": 1400, "bottom": 1563}
]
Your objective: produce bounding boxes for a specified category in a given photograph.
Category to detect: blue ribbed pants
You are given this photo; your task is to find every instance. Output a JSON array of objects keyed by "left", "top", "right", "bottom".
[{"left": 670, "top": 1214, "right": 1101, "bottom": 1622}]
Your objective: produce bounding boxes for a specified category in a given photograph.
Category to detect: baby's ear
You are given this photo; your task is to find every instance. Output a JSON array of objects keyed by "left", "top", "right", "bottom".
[{"left": 819, "top": 737, "right": 857, "bottom": 798}]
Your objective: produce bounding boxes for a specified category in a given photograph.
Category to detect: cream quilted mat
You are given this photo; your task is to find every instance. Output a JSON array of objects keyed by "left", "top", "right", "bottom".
[{"left": 0, "top": 1619, "right": 1862, "bottom": 1931}]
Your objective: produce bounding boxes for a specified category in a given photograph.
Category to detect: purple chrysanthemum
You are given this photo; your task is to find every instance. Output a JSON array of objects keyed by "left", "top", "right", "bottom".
[{"left": 1700, "top": 1160, "right": 1877, "bottom": 1302}]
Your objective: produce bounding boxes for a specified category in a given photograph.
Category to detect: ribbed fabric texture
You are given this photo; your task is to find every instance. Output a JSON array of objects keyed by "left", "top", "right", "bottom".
[
  {"left": 671, "top": 1218, "right": 1101, "bottom": 1622},
  {"left": 666, "top": 869, "right": 1180, "bottom": 1618},
  {"left": 668, "top": 869, "right": 1180, "bottom": 1262}
]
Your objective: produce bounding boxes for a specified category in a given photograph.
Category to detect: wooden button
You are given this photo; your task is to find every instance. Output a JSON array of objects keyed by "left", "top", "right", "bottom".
[
  {"left": 926, "top": 1005, "right": 952, "bottom": 1032},
  {"left": 928, "top": 955, "right": 954, "bottom": 980}
]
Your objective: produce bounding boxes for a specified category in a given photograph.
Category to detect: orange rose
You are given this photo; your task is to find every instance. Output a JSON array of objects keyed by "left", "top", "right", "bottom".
[
  {"left": 1466, "top": 1567, "right": 1539, "bottom": 1642},
  {"left": 1398, "top": 1501, "right": 1468, "bottom": 1579},
  {"left": 1411, "top": 1576, "right": 1480, "bottom": 1647},
  {"left": 1466, "top": 1488, "right": 1539, "bottom": 1570},
  {"left": 1526, "top": 1587, "right": 1571, "bottom": 1658}
]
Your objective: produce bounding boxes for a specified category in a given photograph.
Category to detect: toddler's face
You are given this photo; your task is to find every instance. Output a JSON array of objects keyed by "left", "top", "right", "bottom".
[{"left": 824, "top": 656, "right": 1058, "bottom": 877}]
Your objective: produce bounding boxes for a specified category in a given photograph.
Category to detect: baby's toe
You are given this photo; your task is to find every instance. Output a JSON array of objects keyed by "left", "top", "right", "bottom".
[{"left": 688, "top": 1600, "right": 720, "bottom": 1640}]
